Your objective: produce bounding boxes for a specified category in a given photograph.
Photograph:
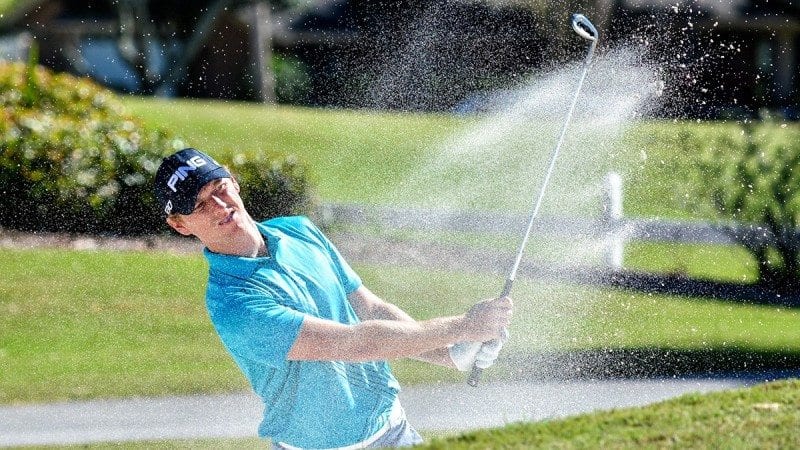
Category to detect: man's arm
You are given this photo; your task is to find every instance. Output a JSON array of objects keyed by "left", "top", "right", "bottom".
[
  {"left": 286, "top": 286, "right": 511, "bottom": 363},
  {"left": 346, "top": 286, "right": 455, "bottom": 367}
]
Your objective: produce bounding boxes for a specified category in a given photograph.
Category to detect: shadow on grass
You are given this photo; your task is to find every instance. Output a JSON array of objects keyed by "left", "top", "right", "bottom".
[
  {"left": 594, "top": 270, "right": 800, "bottom": 308},
  {"left": 500, "top": 347, "right": 800, "bottom": 380}
]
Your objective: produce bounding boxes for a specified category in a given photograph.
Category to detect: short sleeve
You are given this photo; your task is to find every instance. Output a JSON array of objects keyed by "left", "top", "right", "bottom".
[
  {"left": 209, "top": 289, "right": 306, "bottom": 367},
  {"left": 301, "top": 217, "right": 362, "bottom": 294}
]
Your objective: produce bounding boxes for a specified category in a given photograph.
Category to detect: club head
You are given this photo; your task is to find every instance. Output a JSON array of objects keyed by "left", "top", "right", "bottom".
[{"left": 571, "top": 13, "right": 598, "bottom": 41}]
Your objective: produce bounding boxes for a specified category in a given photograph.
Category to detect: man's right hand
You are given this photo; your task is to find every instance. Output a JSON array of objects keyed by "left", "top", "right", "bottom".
[{"left": 461, "top": 296, "right": 513, "bottom": 342}]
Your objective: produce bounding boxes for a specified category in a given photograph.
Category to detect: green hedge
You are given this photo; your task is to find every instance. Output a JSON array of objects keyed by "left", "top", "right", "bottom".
[
  {"left": 0, "top": 57, "right": 181, "bottom": 234},
  {"left": 0, "top": 57, "right": 313, "bottom": 235}
]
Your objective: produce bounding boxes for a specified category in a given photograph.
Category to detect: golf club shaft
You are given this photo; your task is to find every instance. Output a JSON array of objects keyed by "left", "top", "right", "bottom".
[{"left": 467, "top": 35, "right": 597, "bottom": 388}]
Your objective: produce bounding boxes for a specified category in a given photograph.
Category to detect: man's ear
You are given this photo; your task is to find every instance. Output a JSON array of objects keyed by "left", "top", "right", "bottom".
[{"left": 166, "top": 215, "right": 194, "bottom": 236}]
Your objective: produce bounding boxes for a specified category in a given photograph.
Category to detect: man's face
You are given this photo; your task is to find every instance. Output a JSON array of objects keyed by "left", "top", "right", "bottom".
[{"left": 166, "top": 178, "right": 248, "bottom": 245}]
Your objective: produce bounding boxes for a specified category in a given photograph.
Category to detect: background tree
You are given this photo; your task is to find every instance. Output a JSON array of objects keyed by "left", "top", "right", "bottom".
[{"left": 681, "top": 122, "right": 800, "bottom": 292}]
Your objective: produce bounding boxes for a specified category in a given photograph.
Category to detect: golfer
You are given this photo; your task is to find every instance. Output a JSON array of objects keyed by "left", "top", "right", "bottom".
[{"left": 154, "top": 148, "right": 512, "bottom": 449}]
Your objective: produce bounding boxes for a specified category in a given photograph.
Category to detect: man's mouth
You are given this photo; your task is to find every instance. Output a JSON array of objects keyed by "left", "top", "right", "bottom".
[{"left": 219, "top": 211, "right": 235, "bottom": 225}]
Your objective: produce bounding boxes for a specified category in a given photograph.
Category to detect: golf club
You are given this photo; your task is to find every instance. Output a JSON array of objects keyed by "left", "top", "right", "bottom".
[{"left": 467, "top": 13, "right": 599, "bottom": 387}]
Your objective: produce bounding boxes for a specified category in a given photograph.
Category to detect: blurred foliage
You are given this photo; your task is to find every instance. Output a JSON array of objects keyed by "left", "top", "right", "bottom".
[
  {"left": 0, "top": 0, "right": 23, "bottom": 16},
  {"left": 680, "top": 121, "right": 800, "bottom": 292},
  {"left": 223, "top": 151, "right": 314, "bottom": 222},
  {"left": 0, "top": 51, "right": 184, "bottom": 234},
  {"left": 272, "top": 52, "right": 311, "bottom": 105},
  {"left": 0, "top": 54, "right": 314, "bottom": 235}
]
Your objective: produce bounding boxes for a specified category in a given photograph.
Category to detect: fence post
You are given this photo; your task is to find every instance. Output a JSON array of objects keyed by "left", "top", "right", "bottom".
[{"left": 602, "top": 172, "right": 624, "bottom": 270}]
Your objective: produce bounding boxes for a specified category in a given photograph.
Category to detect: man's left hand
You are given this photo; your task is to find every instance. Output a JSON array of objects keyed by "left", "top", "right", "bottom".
[
  {"left": 449, "top": 328, "right": 509, "bottom": 371},
  {"left": 474, "top": 327, "right": 509, "bottom": 369}
]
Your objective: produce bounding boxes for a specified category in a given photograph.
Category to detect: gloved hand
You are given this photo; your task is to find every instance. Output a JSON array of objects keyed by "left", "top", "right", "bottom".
[
  {"left": 449, "top": 328, "right": 509, "bottom": 372},
  {"left": 449, "top": 341, "right": 482, "bottom": 372},
  {"left": 474, "top": 327, "right": 509, "bottom": 369}
]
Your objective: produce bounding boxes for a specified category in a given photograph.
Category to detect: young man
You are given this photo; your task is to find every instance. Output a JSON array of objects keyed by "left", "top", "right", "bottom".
[{"left": 154, "top": 148, "right": 512, "bottom": 449}]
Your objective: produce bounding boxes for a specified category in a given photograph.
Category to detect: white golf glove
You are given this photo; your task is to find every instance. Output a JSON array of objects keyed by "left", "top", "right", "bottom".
[{"left": 449, "top": 328, "right": 509, "bottom": 372}]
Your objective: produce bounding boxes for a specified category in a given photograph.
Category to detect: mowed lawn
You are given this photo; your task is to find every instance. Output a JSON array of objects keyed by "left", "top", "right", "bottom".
[
  {"left": 124, "top": 97, "right": 760, "bottom": 219},
  {"left": 123, "top": 97, "right": 464, "bottom": 206},
  {"left": 3, "top": 100, "right": 800, "bottom": 404},
  {"left": 124, "top": 98, "right": 799, "bottom": 281},
  {"left": 421, "top": 378, "right": 800, "bottom": 449},
  {"left": 2, "top": 247, "right": 800, "bottom": 403},
  {"left": 3, "top": 99, "right": 800, "bottom": 447}
]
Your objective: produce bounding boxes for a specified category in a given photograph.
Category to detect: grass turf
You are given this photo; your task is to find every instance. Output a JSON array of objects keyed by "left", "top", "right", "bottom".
[
  {"left": 421, "top": 378, "right": 800, "bottom": 449},
  {"left": 2, "top": 247, "right": 800, "bottom": 403},
  {"left": 3, "top": 100, "right": 800, "bottom": 446},
  {"left": 124, "top": 97, "right": 774, "bottom": 219},
  {"left": 123, "top": 97, "right": 463, "bottom": 206},
  {"left": 122, "top": 97, "right": 800, "bottom": 279}
]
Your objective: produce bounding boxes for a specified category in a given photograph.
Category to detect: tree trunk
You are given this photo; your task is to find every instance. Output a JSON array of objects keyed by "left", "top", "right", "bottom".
[{"left": 248, "top": 1, "right": 275, "bottom": 103}]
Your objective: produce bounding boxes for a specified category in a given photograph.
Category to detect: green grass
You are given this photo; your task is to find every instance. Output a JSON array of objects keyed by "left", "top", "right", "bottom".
[
  {"left": 624, "top": 242, "right": 759, "bottom": 282},
  {"left": 123, "top": 97, "right": 465, "bottom": 205},
  {"left": 422, "top": 378, "right": 800, "bottom": 449},
  {"left": 3, "top": 248, "right": 800, "bottom": 403},
  {"left": 0, "top": 248, "right": 245, "bottom": 403},
  {"left": 4, "top": 99, "right": 799, "bottom": 446},
  {"left": 124, "top": 97, "right": 775, "bottom": 219},
  {"left": 2, "top": 101, "right": 797, "bottom": 403},
  {"left": 121, "top": 97, "right": 800, "bottom": 278}
]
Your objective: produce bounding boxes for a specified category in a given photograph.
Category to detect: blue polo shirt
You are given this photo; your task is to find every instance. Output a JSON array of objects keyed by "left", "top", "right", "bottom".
[{"left": 204, "top": 216, "right": 400, "bottom": 448}]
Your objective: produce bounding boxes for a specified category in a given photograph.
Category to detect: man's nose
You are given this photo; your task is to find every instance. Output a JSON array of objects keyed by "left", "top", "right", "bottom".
[{"left": 211, "top": 195, "right": 227, "bottom": 208}]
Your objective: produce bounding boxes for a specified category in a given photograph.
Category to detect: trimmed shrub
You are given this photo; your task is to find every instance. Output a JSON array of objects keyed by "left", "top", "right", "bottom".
[
  {"left": 681, "top": 121, "right": 800, "bottom": 292},
  {"left": 0, "top": 57, "right": 315, "bottom": 235},
  {"left": 0, "top": 56, "right": 184, "bottom": 234}
]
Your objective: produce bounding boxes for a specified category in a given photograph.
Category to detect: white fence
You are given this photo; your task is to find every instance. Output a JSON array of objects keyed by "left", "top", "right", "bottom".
[{"left": 317, "top": 172, "right": 781, "bottom": 271}]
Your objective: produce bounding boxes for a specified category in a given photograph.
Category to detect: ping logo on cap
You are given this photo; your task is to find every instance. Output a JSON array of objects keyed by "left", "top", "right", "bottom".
[
  {"left": 155, "top": 148, "right": 231, "bottom": 216},
  {"left": 167, "top": 155, "right": 208, "bottom": 192}
]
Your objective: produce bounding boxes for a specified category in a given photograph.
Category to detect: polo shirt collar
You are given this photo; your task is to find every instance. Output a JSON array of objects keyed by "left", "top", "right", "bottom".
[{"left": 203, "top": 221, "right": 281, "bottom": 279}]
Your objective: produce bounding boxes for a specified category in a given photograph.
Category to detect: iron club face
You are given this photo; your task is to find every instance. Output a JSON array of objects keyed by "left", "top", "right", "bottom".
[{"left": 571, "top": 13, "right": 598, "bottom": 41}]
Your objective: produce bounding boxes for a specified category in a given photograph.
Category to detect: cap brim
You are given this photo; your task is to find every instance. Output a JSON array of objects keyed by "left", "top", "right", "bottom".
[{"left": 171, "top": 166, "right": 232, "bottom": 215}]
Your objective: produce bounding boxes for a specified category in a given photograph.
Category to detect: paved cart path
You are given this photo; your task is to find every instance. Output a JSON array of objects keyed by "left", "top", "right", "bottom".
[{"left": 1, "top": 375, "right": 788, "bottom": 447}]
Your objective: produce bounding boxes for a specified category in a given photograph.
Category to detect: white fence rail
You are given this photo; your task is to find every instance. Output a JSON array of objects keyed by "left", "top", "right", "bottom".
[{"left": 317, "top": 172, "right": 786, "bottom": 271}]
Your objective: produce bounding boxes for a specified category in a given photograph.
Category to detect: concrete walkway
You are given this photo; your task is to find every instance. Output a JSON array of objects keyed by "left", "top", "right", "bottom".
[{"left": 0, "top": 376, "right": 780, "bottom": 447}]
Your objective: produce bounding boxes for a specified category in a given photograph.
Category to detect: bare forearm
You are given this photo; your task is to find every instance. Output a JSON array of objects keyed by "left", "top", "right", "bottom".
[
  {"left": 289, "top": 286, "right": 511, "bottom": 363},
  {"left": 350, "top": 290, "right": 454, "bottom": 364},
  {"left": 346, "top": 316, "right": 466, "bottom": 361},
  {"left": 288, "top": 315, "right": 467, "bottom": 362}
]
